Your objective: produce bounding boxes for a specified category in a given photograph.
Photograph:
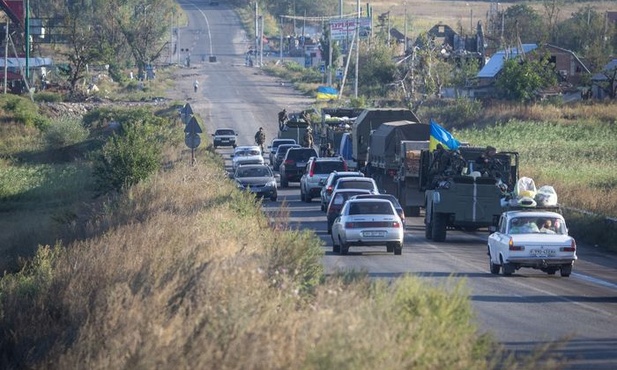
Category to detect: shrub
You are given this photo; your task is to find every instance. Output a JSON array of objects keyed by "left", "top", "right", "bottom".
[
  {"left": 93, "top": 121, "right": 162, "bottom": 192},
  {"left": 0, "top": 94, "right": 50, "bottom": 129},
  {"left": 33, "top": 92, "right": 64, "bottom": 103},
  {"left": 43, "top": 117, "right": 89, "bottom": 148}
]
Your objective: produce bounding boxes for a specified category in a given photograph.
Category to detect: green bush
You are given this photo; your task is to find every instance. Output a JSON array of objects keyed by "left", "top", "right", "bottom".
[
  {"left": 33, "top": 92, "right": 64, "bottom": 103},
  {"left": 0, "top": 94, "right": 50, "bottom": 129},
  {"left": 93, "top": 121, "right": 162, "bottom": 192},
  {"left": 43, "top": 117, "right": 89, "bottom": 148}
]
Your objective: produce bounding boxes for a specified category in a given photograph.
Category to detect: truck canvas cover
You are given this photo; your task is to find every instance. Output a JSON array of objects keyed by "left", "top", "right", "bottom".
[
  {"left": 352, "top": 109, "right": 421, "bottom": 164},
  {"left": 369, "top": 121, "right": 429, "bottom": 169}
]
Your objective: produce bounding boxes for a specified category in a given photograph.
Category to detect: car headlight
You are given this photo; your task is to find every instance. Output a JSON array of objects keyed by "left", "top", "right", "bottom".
[{"left": 266, "top": 180, "right": 277, "bottom": 187}]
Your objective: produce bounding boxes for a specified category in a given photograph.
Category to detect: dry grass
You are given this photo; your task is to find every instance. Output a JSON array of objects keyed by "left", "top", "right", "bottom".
[{"left": 1, "top": 142, "right": 548, "bottom": 369}]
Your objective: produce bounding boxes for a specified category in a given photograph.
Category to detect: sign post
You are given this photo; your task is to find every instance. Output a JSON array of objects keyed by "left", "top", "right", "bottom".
[{"left": 184, "top": 115, "right": 202, "bottom": 165}]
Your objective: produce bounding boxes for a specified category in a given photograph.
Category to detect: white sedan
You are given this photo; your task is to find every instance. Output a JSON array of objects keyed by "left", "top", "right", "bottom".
[
  {"left": 488, "top": 210, "right": 577, "bottom": 277},
  {"left": 331, "top": 198, "right": 405, "bottom": 255},
  {"left": 231, "top": 145, "right": 264, "bottom": 171}
]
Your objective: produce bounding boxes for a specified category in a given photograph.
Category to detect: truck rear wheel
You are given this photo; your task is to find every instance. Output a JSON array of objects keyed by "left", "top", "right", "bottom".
[
  {"left": 425, "top": 217, "right": 433, "bottom": 239},
  {"left": 431, "top": 212, "right": 447, "bottom": 242}
]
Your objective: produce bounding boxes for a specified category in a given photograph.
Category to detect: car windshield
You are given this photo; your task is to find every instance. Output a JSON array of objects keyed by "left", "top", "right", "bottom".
[
  {"left": 237, "top": 167, "right": 271, "bottom": 177},
  {"left": 236, "top": 149, "right": 260, "bottom": 157},
  {"left": 314, "top": 162, "right": 345, "bottom": 173},
  {"left": 509, "top": 217, "right": 567, "bottom": 235},
  {"left": 348, "top": 201, "right": 394, "bottom": 215},
  {"left": 216, "top": 130, "right": 234, "bottom": 135}
]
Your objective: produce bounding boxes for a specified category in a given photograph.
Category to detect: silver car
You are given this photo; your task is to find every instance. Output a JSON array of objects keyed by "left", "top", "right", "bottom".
[{"left": 331, "top": 198, "right": 404, "bottom": 255}]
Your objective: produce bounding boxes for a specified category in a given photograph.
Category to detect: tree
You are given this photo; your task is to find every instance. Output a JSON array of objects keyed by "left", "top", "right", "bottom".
[
  {"left": 501, "top": 5, "right": 547, "bottom": 46},
  {"left": 495, "top": 53, "right": 557, "bottom": 103},
  {"left": 354, "top": 43, "right": 397, "bottom": 98},
  {"left": 596, "top": 63, "right": 617, "bottom": 99}
]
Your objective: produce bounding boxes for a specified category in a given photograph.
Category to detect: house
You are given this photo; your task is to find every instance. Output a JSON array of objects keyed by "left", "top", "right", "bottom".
[
  {"left": 474, "top": 44, "right": 590, "bottom": 98},
  {"left": 591, "top": 59, "right": 617, "bottom": 100}
]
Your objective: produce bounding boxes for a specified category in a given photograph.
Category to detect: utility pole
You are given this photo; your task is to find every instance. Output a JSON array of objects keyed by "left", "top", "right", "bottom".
[
  {"left": 354, "top": 0, "right": 359, "bottom": 98},
  {"left": 255, "top": 2, "right": 259, "bottom": 60},
  {"left": 404, "top": 2, "right": 408, "bottom": 52},
  {"left": 25, "top": 0, "right": 30, "bottom": 81},
  {"left": 259, "top": 15, "right": 264, "bottom": 66},
  {"left": 4, "top": 19, "right": 8, "bottom": 94},
  {"left": 279, "top": 16, "right": 283, "bottom": 60}
]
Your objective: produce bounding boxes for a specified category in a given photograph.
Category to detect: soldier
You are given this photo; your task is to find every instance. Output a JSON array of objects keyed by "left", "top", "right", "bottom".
[
  {"left": 254, "top": 127, "right": 266, "bottom": 152},
  {"left": 325, "top": 143, "right": 335, "bottom": 157},
  {"left": 278, "top": 109, "right": 289, "bottom": 130},
  {"left": 303, "top": 127, "right": 314, "bottom": 148}
]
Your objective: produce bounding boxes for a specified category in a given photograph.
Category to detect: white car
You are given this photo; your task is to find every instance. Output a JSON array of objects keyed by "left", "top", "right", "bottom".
[
  {"left": 212, "top": 128, "right": 237, "bottom": 149},
  {"left": 331, "top": 198, "right": 404, "bottom": 255},
  {"left": 488, "top": 210, "right": 577, "bottom": 277},
  {"left": 231, "top": 145, "right": 264, "bottom": 171}
]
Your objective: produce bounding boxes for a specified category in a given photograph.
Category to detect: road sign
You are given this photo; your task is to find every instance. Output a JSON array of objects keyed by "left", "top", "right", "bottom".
[
  {"left": 183, "top": 103, "right": 194, "bottom": 116},
  {"left": 184, "top": 116, "right": 203, "bottom": 134},
  {"left": 185, "top": 133, "right": 201, "bottom": 149}
]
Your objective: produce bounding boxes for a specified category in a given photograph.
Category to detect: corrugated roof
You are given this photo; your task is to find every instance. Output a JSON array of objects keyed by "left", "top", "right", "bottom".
[{"left": 477, "top": 44, "right": 537, "bottom": 78}]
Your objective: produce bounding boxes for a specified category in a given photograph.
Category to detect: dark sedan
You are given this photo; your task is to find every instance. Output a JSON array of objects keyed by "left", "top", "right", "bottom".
[{"left": 233, "top": 164, "right": 278, "bottom": 201}]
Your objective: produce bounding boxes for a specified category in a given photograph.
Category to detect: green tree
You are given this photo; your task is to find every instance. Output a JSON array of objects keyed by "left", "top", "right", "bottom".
[
  {"left": 501, "top": 5, "right": 547, "bottom": 46},
  {"left": 353, "top": 43, "right": 397, "bottom": 97},
  {"left": 495, "top": 53, "right": 557, "bottom": 103}
]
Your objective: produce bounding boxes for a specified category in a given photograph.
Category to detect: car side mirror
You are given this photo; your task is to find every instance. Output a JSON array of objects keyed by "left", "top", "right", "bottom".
[{"left": 274, "top": 174, "right": 281, "bottom": 181}]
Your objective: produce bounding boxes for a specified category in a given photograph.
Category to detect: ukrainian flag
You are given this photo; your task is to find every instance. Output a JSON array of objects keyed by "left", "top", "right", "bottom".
[
  {"left": 316, "top": 86, "right": 338, "bottom": 100},
  {"left": 429, "top": 119, "right": 460, "bottom": 151}
]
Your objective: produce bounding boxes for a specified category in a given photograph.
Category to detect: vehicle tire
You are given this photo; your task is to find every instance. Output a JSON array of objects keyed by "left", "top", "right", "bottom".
[
  {"left": 386, "top": 243, "right": 394, "bottom": 253},
  {"left": 545, "top": 268, "right": 557, "bottom": 275},
  {"left": 270, "top": 194, "right": 277, "bottom": 202},
  {"left": 340, "top": 241, "right": 349, "bottom": 255},
  {"left": 320, "top": 202, "right": 325, "bottom": 212},
  {"left": 232, "top": 144, "right": 237, "bottom": 148},
  {"left": 332, "top": 235, "right": 341, "bottom": 254},
  {"left": 500, "top": 256, "right": 514, "bottom": 276},
  {"left": 489, "top": 251, "right": 500, "bottom": 275},
  {"left": 560, "top": 264, "right": 572, "bottom": 277},
  {"left": 393, "top": 243, "right": 403, "bottom": 255},
  {"left": 300, "top": 190, "right": 305, "bottom": 202},
  {"left": 305, "top": 194, "right": 312, "bottom": 203},
  {"left": 425, "top": 217, "right": 433, "bottom": 239},
  {"left": 431, "top": 212, "right": 447, "bottom": 242},
  {"left": 281, "top": 177, "right": 288, "bottom": 188}
]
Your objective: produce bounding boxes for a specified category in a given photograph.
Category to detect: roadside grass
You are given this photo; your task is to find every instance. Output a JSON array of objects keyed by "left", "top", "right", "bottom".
[{"left": 0, "top": 142, "right": 560, "bottom": 369}]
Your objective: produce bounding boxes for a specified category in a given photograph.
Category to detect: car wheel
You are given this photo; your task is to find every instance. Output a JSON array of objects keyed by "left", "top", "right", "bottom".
[
  {"left": 340, "top": 240, "right": 349, "bottom": 255},
  {"left": 500, "top": 256, "right": 514, "bottom": 276},
  {"left": 386, "top": 243, "right": 393, "bottom": 253},
  {"left": 332, "top": 234, "right": 341, "bottom": 254},
  {"left": 270, "top": 193, "right": 277, "bottom": 202},
  {"left": 560, "top": 264, "right": 572, "bottom": 277},
  {"left": 320, "top": 202, "right": 325, "bottom": 212},
  {"left": 304, "top": 193, "right": 311, "bottom": 203},
  {"left": 233, "top": 144, "right": 237, "bottom": 148},
  {"left": 300, "top": 190, "right": 305, "bottom": 202},
  {"left": 281, "top": 177, "right": 288, "bottom": 188},
  {"left": 431, "top": 212, "right": 447, "bottom": 242},
  {"left": 489, "top": 251, "right": 500, "bottom": 275},
  {"left": 327, "top": 222, "right": 332, "bottom": 234},
  {"left": 393, "top": 243, "right": 402, "bottom": 255}
]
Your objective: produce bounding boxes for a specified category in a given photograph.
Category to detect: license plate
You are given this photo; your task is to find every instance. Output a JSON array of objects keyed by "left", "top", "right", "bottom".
[
  {"left": 363, "top": 231, "right": 385, "bottom": 237},
  {"left": 530, "top": 249, "right": 555, "bottom": 257},
  {"left": 296, "top": 162, "right": 306, "bottom": 167}
]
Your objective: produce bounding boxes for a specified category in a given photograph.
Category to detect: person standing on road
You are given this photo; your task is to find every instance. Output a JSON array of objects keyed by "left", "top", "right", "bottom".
[
  {"left": 193, "top": 80, "right": 199, "bottom": 92},
  {"left": 255, "top": 127, "right": 266, "bottom": 152}
]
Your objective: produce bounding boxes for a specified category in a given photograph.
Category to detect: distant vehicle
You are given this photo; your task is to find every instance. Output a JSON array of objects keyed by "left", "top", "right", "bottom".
[
  {"left": 488, "top": 210, "right": 576, "bottom": 277},
  {"left": 212, "top": 128, "right": 238, "bottom": 149},
  {"left": 272, "top": 143, "right": 301, "bottom": 170},
  {"left": 350, "top": 193, "right": 405, "bottom": 227},
  {"left": 267, "top": 138, "right": 296, "bottom": 166},
  {"left": 231, "top": 145, "right": 264, "bottom": 171},
  {"left": 326, "top": 189, "right": 374, "bottom": 234},
  {"left": 279, "top": 147, "right": 318, "bottom": 188},
  {"left": 299, "top": 156, "right": 347, "bottom": 202},
  {"left": 319, "top": 171, "right": 365, "bottom": 212},
  {"left": 331, "top": 198, "right": 404, "bottom": 255},
  {"left": 233, "top": 164, "right": 278, "bottom": 201}
]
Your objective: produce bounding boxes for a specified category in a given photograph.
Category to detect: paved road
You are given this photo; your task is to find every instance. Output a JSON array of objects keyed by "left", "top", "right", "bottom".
[{"left": 176, "top": 2, "right": 617, "bottom": 368}]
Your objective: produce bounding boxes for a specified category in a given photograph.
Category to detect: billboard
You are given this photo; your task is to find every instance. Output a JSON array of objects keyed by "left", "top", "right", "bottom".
[{"left": 329, "top": 17, "right": 372, "bottom": 41}]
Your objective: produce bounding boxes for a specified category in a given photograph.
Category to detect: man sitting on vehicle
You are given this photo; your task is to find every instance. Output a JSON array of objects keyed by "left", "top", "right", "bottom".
[{"left": 539, "top": 219, "right": 556, "bottom": 234}]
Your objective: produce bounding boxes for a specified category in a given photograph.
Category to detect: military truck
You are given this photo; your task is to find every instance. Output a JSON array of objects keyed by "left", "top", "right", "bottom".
[
  {"left": 420, "top": 146, "right": 519, "bottom": 242},
  {"left": 320, "top": 107, "right": 362, "bottom": 155},
  {"left": 278, "top": 111, "right": 310, "bottom": 143},
  {"left": 365, "top": 120, "right": 430, "bottom": 217},
  {"left": 352, "top": 108, "right": 421, "bottom": 169}
]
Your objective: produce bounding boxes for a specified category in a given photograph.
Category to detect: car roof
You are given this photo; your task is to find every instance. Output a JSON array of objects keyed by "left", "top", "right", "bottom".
[
  {"left": 337, "top": 177, "right": 374, "bottom": 182},
  {"left": 332, "top": 188, "right": 373, "bottom": 195},
  {"left": 352, "top": 194, "right": 401, "bottom": 205},
  {"left": 272, "top": 138, "right": 296, "bottom": 144},
  {"left": 235, "top": 145, "right": 260, "bottom": 151},
  {"left": 214, "top": 128, "right": 236, "bottom": 133},
  {"left": 347, "top": 198, "right": 393, "bottom": 204},
  {"left": 506, "top": 211, "right": 564, "bottom": 219},
  {"left": 311, "top": 156, "right": 344, "bottom": 162}
]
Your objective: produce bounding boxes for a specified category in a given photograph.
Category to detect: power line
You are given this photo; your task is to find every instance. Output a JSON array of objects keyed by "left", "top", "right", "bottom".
[{"left": 280, "top": 12, "right": 359, "bottom": 22}]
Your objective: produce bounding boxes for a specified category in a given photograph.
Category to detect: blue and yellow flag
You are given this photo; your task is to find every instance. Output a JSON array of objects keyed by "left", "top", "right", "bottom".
[
  {"left": 429, "top": 119, "right": 460, "bottom": 151},
  {"left": 316, "top": 86, "right": 338, "bottom": 100}
]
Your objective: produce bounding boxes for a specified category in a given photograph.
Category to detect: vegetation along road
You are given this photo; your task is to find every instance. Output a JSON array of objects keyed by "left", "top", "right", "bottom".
[{"left": 192, "top": 3, "right": 617, "bottom": 369}]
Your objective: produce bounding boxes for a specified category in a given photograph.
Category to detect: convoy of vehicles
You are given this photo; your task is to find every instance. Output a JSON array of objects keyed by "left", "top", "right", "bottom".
[
  {"left": 299, "top": 156, "right": 347, "bottom": 202},
  {"left": 319, "top": 171, "right": 365, "bottom": 212}
]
